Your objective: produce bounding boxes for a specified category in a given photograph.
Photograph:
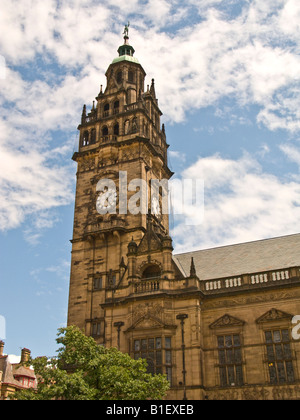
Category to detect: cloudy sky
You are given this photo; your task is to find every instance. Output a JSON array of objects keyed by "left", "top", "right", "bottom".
[{"left": 0, "top": 0, "right": 299, "bottom": 357}]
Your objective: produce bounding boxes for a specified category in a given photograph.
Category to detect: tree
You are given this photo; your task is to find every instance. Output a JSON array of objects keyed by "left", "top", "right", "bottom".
[{"left": 14, "top": 326, "right": 170, "bottom": 400}]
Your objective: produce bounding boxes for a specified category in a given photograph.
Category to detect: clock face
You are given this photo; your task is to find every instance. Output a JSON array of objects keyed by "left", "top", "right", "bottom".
[{"left": 96, "top": 187, "right": 117, "bottom": 213}]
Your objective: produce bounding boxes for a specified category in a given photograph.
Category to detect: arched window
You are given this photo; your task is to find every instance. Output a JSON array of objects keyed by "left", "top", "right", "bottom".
[
  {"left": 102, "top": 126, "right": 108, "bottom": 137},
  {"left": 128, "top": 70, "right": 134, "bottom": 83},
  {"left": 90, "top": 128, "right": 96, "bottom": 144},
  {"left": 103, "top": 103, "right": 109, "bottom": 117},
  {"left": 124, "top": 120, "right": 130, "bottom": 135},
  {"left": 82, "top": 130, "right": 89, "bottom": 146},
  {"left": 117, "top": 71, "right": 122, "bottom": 83},
  {"left": 142, "top": 265, "right": 161, "bottom": 279},
  {"left": 113, "top": 100, "right": 119, "bottom": 114},
  {"left": 114, "top": 123, "right": 119, "bottom": 136},
  {"left": 132, "top": 117, "right": 138, "bottom": 133}
]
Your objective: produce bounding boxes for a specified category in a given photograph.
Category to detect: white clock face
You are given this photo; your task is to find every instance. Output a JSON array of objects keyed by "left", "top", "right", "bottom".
[
  {"left": 151, "top": 196, "right": 161, "bottom": 216},
  {"left": 96, "top": 187, "right": 117, "bottom": 213}
]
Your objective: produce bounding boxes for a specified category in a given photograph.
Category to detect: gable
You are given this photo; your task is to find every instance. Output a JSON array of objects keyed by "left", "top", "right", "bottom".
[
  {"left": 126, "top": 314, "right": 176, "bottom": 333},
  {"left": 137, "top": 229, "right": 162, "bottom": 253},
  {"left": 256, "top": 308, "right": 293, "bottom": 324},
  {"left": 210, "top": 314, "right": 245, "bottom": 329}
]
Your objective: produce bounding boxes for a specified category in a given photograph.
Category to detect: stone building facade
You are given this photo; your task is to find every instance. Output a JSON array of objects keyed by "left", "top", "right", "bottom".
[{"left": 67, "top": 30, "right": 300, "bottom": 400}]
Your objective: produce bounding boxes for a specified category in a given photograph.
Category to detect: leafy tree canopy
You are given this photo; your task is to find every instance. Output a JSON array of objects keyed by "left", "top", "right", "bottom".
[{"left": 15, "top": 326, "right": 170, "bottom": 400}]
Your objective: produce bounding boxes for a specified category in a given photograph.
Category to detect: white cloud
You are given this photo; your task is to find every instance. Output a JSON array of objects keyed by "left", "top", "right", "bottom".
[
  {"left": 7, "top": 355, "right": 21, "bottom": 364},
  {"left": 0, "top": 135, "right": 74, "bottom": 231},
  {"left": 0, "top": 0, "right": 300, "bottom": 235},
  {"left": 1, "top": 0, "right": 299, "bottom": 128},
  {"left": 280, "top": 144, "right": 300, "bottom": 168},
  {"left": 171, "top": 153, "right": 300, "bottom": 252}
]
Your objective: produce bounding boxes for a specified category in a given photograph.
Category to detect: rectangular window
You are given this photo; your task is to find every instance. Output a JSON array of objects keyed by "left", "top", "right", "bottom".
[
  {"left": 133, "top": 336, "right": 172, "bottom": 384},
  {"left": 92, "top": 321, "right": 102, "bottom": 337},
  {"left": 93, "top": 277, "right": 102, "bottom": 290},
  {"left": 265, "top": 329, "right": 295, "bottom": 384},
  {"left": 217, "top": 334, "right": 244, "bottom": 387}
]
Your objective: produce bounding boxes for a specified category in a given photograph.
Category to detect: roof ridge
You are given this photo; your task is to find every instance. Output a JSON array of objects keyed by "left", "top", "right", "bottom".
[{"left": 174, "top": 232, "right": 300, "bottom": 257}]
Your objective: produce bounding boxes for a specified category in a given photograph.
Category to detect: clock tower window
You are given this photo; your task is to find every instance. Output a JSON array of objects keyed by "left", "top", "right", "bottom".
[
  {"left": 128, "top": 70, "right": 134, "bottom": 83},
  {"left": 113, "top": 100, "right": 120, "bottom": 114},
  {"left": 82, "top": 130, "right": 89, "bottom": 146},
  {"left": 102, "top": 125, "right": 109, "bottom": 136},
  {"left": 117, "top": 71, "right": 122, "bottom": 83},
  {"left": 114, "top": 123, "right": 119, "bottom": 136},
  {"left": 91, "top": 128, "right": 96, "bottom": 144},
  {"left": 103, "top": 103, "right": 110, "bottom": 117}
]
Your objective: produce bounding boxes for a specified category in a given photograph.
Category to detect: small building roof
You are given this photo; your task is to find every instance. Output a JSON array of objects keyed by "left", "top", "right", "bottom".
[{"left": 0, "top": 355, "right": 36, "bottom": 389}]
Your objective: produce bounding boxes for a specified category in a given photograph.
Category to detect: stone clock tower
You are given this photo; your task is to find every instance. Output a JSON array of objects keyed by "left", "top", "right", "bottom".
[{"left": 67, "top": 28, "right": 185, "bottom": 357}]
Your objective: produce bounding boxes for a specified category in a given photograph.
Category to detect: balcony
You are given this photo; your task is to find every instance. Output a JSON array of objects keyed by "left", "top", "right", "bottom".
[
  {"left": 133, "top": 277, "right": 161, "bottom": 294},
  {"left": 100, "top": 135, "right": 118, "bottom": 143},
  {"left": 85, "top": 218, "right": 126, "bottom": 235},
  {"left": 202, "top": 267, "right": 299, "bottom": 293}
]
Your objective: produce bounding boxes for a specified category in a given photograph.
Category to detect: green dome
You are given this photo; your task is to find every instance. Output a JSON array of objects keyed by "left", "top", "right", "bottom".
[{"left": 112, "top": 55, "right": 139, "bottom": 64}]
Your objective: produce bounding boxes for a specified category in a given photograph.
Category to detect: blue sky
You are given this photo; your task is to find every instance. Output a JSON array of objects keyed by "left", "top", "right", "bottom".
[{"left": 0, "top": 0, "right": 299, "bottom": 358}]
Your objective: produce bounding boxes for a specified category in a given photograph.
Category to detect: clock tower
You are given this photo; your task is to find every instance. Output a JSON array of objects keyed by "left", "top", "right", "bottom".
[{"left": 67, "top": 27, "right": 185, "bottom": 349}]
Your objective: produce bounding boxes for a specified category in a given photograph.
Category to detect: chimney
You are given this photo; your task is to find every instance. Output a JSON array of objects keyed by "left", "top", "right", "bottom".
[
  {"left": 21, "top": 348, "right": 31, "bottom": 364},
  {"left": 0, "top": 341, "right": 4, "bottom": 356}
]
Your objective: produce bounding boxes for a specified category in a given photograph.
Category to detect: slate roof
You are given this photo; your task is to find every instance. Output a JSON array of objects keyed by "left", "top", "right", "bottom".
[{"left": 173, "top": 233, "right": 300, "bottom": 281}]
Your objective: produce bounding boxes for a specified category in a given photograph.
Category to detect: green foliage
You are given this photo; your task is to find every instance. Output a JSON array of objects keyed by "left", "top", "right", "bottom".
[{"left": 14, "top": 326, "right": 170, "bottom": 400}]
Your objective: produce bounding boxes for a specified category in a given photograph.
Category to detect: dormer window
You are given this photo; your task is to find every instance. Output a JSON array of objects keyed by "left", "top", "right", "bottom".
[{"left": 15, "top": 376, "right": 35, "bottom": 388}]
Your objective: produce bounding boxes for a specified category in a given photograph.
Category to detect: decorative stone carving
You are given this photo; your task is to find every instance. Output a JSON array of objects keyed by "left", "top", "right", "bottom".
[
  {"left": 256, "top": 308, "right": 293, "bottom": 324},
  {"left": 132, "top": 302, "right": 163, "bottom": 322},
  {"left": 209, "top": 314, "right": 245, "bottom": 329}
]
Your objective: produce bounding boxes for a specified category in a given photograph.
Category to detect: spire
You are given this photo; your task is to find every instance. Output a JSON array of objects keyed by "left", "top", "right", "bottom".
[
  {"left": 120, "top": 256, "right": 126, "bottom": 269},
  {"left": 190, "top": 257, "right": 196, "bottom": 277},
  {"left": 81, "top": 104, "right": 86, "bottom": 124},
  {"left": 150, "top": 78, "right": 156, "bottom": 99}
]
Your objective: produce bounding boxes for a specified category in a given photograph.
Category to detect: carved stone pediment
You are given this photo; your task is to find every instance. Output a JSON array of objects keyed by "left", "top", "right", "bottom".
[
  {"left": 256, "top": 308, "right": 293, "bottom": 324},
  {"left": 125, "top": 314, "right": 176, "bottom": 333},
  {"left": 209, "top": 314, "right": 245, "bottom": 329},
  {"left": 138, "top": 230, "right": 162, "bottom": 253}
]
